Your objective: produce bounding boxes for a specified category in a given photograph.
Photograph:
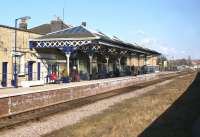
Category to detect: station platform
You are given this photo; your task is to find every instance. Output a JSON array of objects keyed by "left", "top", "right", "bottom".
[{"left": 0, "top": 72, "right": 174, "bottom": 118}]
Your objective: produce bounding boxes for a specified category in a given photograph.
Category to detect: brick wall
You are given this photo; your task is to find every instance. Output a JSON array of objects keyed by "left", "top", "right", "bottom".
[{"left": 0, "top": 73, "right": 158, "bottom": 118}]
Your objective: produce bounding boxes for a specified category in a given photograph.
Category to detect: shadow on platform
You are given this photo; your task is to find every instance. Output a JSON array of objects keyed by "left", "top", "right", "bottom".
[{"left": 138, "top": 72, "right": 200, "bottom": 137}]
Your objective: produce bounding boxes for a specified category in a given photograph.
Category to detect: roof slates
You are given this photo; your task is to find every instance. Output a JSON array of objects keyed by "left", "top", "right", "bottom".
[{"left": 36, "top": 25, "right": 160, "bottom": 55}]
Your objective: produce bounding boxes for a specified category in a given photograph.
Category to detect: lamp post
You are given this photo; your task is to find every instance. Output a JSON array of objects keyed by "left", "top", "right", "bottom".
[{"left": 13, "top": 16, "right": 31, "bottom": 88}]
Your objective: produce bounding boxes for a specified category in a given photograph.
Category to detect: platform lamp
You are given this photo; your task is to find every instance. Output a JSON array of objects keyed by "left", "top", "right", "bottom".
[{"left": 13, "top": 16, "right": 31, "bottom": 88}]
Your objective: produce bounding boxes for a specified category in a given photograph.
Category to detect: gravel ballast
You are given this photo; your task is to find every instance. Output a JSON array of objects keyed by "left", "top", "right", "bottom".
[{"left": 0, "top": 77, "right": 180, "bottom": 137}]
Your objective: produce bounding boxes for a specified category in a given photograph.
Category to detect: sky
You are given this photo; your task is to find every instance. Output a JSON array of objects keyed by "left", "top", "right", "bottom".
[{"left": 0, "top": 0, "right": 200, "bottom": 59}]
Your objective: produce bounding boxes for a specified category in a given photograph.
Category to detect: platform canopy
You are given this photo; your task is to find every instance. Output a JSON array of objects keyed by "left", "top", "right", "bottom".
[{"left": 29, "top": 25, "right": 160, "bottom": 56}]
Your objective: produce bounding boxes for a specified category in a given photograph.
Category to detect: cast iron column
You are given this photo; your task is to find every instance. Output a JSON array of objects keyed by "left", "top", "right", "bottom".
[
  {"left": 65, "top": 53, "right": 71, "bottom": 76},
  {"left": 106, "top": 57, "right": 109, "bottom": 73},
  {"left": 89, "top": 55, "right": 93, "bottom": 79},
  {"left": 118, "top": 57, "right": 121, "bottom": 72}
]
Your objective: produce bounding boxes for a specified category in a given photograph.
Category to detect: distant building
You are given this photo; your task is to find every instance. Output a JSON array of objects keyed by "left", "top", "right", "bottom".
[{"left": 192, "top": 60, "right": 200, "bottom": 70}]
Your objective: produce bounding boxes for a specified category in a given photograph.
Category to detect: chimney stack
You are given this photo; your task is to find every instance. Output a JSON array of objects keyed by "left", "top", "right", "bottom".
[
  {"left": 81, "top": 22, "right": 86, "bottom": 27},
  {"left": 51, "top": 16, "right": 64, "bottom": 32},
  {"left": 19, "top": 19, "right": 28, "bottom": 30}
]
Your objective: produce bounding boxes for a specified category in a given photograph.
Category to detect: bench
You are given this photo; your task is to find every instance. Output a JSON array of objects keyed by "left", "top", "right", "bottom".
[{"left": 21, "top": 80, "right": 45, "bottom": 88}]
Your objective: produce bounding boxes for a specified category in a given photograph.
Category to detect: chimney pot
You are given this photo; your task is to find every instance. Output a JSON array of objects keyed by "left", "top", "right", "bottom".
[
  {"left": 19, "top": 19, "right": 28, "bottom": 30},
  {"left": 81, "top": 22, "right": 86, "bottom": 27}
]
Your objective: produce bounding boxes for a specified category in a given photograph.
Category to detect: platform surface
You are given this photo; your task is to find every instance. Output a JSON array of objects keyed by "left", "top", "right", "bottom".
[
  {"left": 0, "top": 72, "right": 175, "bottom": 118},
  {"left": 0, "top": 72, "right": 169, "bottom": 98}
]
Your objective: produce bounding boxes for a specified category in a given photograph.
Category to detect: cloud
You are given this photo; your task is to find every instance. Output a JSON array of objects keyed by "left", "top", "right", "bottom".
[
  {"left": 131, "top": 30, "right": 196, "bottom": 59},
  {"left": 132, "top": 30, "right": 187, "bottom": 59},
  {"left": 139, "top": 37, "right": 177, "bottom": 57},
  {"left": 135, "top": 30, "right": 146, "bottom": 37},
  {"left": 140, "top": 38, "right": 158, "bottom": 46},
  {"left": 159, "top": 46, "right": 176, "bottom": 55},
  {"left": 181, "top": 50, "right": 186, "bottom": 54}
]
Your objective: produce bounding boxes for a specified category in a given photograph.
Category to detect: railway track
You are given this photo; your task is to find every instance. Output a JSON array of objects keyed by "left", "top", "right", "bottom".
[{"left": 0, "top": 71, "right": 191, "bottom": 130}]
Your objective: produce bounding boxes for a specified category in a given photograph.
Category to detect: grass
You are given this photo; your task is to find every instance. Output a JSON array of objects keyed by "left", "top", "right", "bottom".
[{"left": 43, "top": 72, "right": 198, "bottom": 137}]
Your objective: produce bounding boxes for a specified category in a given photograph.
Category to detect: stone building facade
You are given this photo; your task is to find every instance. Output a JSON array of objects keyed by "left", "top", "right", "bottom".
[
  {"left": 0, "top": 25, "right": 42, "bottom": 87},
  {"left": 0, "top": 18, "right": 73, "bottom": 87}
]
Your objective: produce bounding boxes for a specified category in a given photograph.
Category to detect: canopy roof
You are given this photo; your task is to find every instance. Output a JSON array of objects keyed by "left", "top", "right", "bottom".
[{"left": 30, "top": 25, "right": 160, "bottom": 55}]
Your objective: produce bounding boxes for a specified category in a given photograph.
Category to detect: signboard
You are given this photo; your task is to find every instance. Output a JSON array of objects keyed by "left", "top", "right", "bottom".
[
  {"left": 11, "top": 51, "right": 23, "bottom": 56},
  {"left": 163, "top": 61, "right": 168, "bottom": 67}
]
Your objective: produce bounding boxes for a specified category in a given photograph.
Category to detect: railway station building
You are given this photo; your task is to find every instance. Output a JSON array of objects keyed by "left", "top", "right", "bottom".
[{"left": 0, "top": 18, "right": 160, "bottom": 88}]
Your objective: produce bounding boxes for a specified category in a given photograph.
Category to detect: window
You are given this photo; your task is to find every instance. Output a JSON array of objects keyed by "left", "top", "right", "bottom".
[
  {"left": 0, "top": 35, "right": 5, "bottom": 54},
  {"left": 19, "top": 55, "right": 25, "bottom": 75},
  {"left": 13, "top": 56, "right": 20, "bottom": 74},
  {"left": 12, "top": 54, "right": 25, "bottom": 75}
]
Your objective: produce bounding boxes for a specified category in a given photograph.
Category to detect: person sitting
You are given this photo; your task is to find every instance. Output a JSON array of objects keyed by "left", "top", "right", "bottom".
[
  {"left": 50, "top": 72, "right": 57, "bottom": 83},
  {"left": 61, "top": 69, "right": 70, "bottom": 83}
]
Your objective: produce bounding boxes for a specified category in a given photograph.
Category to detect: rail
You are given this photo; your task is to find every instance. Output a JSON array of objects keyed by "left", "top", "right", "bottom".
[{"left": 0, "top": 71, "right": 191, "bottom": 129}]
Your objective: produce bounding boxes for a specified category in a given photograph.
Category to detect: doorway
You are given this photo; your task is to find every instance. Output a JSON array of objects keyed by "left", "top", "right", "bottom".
[
  {"left": 2, "top": 62, "right": 8, "bottom": 87},
  {"left": 28, "top": 61, "right": 34, "bottom": 81}
]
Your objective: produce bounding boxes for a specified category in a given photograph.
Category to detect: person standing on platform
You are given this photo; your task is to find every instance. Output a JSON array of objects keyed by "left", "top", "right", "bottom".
[{"left": 71, "top": 66, "right": 76, "bottom": 82}]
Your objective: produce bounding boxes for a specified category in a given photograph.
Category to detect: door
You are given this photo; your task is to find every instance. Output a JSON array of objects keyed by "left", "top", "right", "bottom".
[
  {"left": 28, "top": 61, "right": 33, "bottom": 81},
  {"left": 2, "top": 62, "right": 8, "bottom": 87},
  {"left": 47, "top": 64, "right": 52, "bottom": 83},
  {"left": 37, "top": 62, "right": 40, "bottom": 80}
]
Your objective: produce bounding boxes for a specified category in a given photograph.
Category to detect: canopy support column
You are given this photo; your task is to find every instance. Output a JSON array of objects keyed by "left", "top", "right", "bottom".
[
  {"left": 129, "top": 55, "right": 132, "bottom": 72},
  {"left": 106, "top": 57, "right": 109, "bottom": 73},
  {"left": 65, "top": 52, "right": 71, "bottom": 76},
  {"left": 137, "top": 55, "right": 140, "bottom": 75},
  {"left": 89, "top": 55, "right": 93, "bottom": 79},
  {"left": 77, "top": 59, "right": 80, "bottom": 73},
  {"left": 118, "top": 57, "right": 121, "bottom": 72},
  {"left": 144, "top": 55, "right": 147, "bottom": 74},
  {"left": 144, "top": 55, "right": 147, "bottom": 65}
]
